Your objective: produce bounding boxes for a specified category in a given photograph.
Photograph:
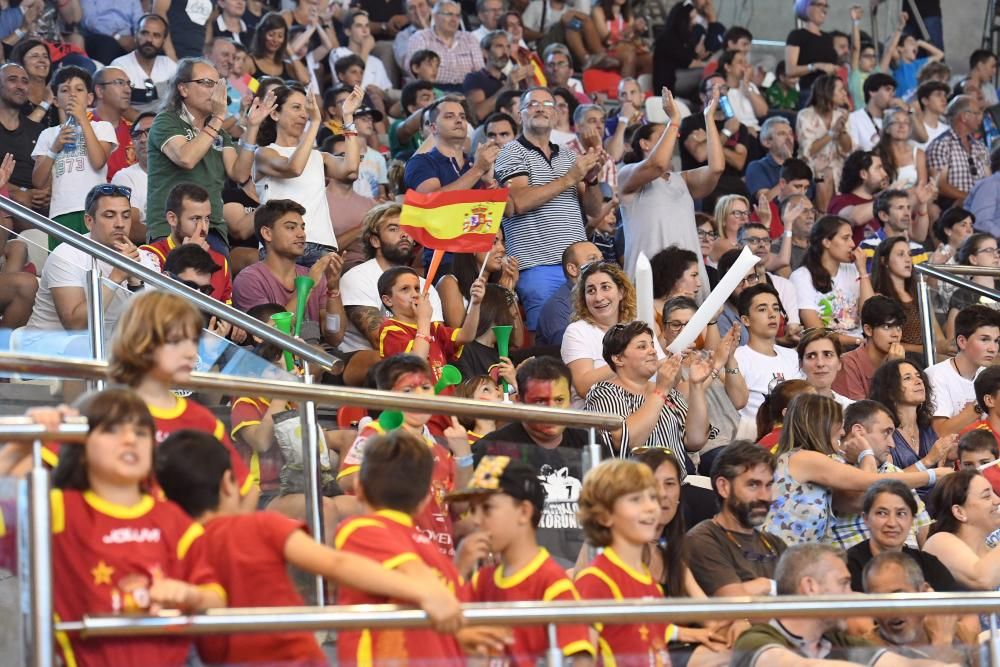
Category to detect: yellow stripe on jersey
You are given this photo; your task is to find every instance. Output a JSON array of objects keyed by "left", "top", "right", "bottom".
[
  {"left": 378, "top": 325, "right": 408, "bottom": 356},
  {"left": 336, "top": 464, "right": 360, "bottom": 481},
  {"left": 0, "top": 508, "right": 5, "bottom": 538},
  {"left": 576, "top": 567, "right": 623, "bottom": 601},
  {"left": 358, "top": 628, "right": 373, "bottom": 667},
  {"left": 597, "top": 637, "right": 616, "bottom": 667},
  {"left": 543, "top": 578, "right": 579, "bottom": 602},
  {"left": 200, "top": 582, "right": 228, "bottom": 604},
  {"left": 563, "top": 639, "right": 596, "bottom": 657},
  {"left": 249, "top": 453, "right": 261, "bottom": 487},
  {"left": 50, "top": 489, "right": 65, "bottom": 534},
  {"left": 334, "top": 518, "right": 384, "bottom": 549},
  {"left": 239, "top": 473, "right": 255, "bottom": 496},
  {"left": 383, "top": 552, "right": 420, "bottom": 570},
  {"left": 231, "top": 419, "right": 261, "bottom": 437},
  {"left": 177, "top": 522, "right": 206, "bottom": 560},
  {"left": 41, "top": 447, "right": 59, "bottom": 468},
  {"left": 495, "top": 547, "right": 549, "bottom": 589},
  {"left": 53, "top": 613, "right": 79, "bottom": 667},
  {"left": 82, "top": 491, "right": 155, "bottom": 519},
  {"left": 213, "top": 420, "right": 226, "bottom": 442}
]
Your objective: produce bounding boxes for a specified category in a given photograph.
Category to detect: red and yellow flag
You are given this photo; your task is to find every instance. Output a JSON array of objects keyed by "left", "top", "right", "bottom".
[{"left": 400, "top": 188, "right": 508, "bottom": 253}]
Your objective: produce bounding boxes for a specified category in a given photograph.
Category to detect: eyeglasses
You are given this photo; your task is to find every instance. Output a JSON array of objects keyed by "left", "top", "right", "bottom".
[
  {"left": 437, "top": 10, "right": 461, "bottom": 17},
  {"left": 97, "top": 79, "right": 133, "bottom": 88},
  {"left": 740, "top": 272, "right": 761, "bottom": 286},
  {"left": 697, "top": 229, "right": 718, "bottom": 240},
  {"left": 84, "top": 184, "right": 132, "bottom": 211},
  {"left": 665, "top": 319, "right": 688, "bottom": 332},
  {"left": 730, "top": 209, "right": 750, "bottom": 219},
  {"left": 969, "top": 155, "right": 981, "bottom": 178},
  {"left": 131, "top": 127, "right": 150, "bottom": 139},
  {"left": 555, "top": 102, "right": 569, "bottom": 110},
  {"left": 743, "top": 236, "right": 771, "bottom": 247},
  {"left": 975, "top": 247, "right": 1000, "bottom": 256},
  {"left": 183, "top": 78, "right": 222, "bottom": 88},
  {"left": 547, "top": 60, "right": 571, "bottom": 69},
  {"left": 523, "top": 100, "right": 556, "bottom": 109}
]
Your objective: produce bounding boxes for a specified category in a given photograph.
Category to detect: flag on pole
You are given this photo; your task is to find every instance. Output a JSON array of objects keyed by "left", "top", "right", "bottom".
[{"left": 400, "top": 188, "right": 508, "bottom": 253}]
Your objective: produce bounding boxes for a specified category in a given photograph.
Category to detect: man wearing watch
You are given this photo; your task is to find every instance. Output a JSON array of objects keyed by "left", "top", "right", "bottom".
[
  {"left": 145, "top": 59, "right": 271, "bottom": 256},
  {"left": 679, "top": 75, "right": 751, "bottom": 211},
  {"left": 78, "top": 0, "right": 142, "bottom": 65}
]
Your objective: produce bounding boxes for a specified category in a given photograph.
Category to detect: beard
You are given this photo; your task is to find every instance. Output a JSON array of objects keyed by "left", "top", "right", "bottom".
[
  {"left": 138, "top": 42, "right": 160, "bottom": 59},
  {"left": 382, "top": 241, "right": 415, "bottom": 265},
  {"left": 727, "top": 495, "right": 771, "bottom": 529}
]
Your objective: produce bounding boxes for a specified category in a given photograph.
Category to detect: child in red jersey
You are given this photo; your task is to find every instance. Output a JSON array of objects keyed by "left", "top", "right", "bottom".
[
  {"left": 154, "top": 429, "right": 463, "bottom": 667},
  {"left": 40, "top": 388, "right": 226, "bottom": 667},
  {"left": 377, "top": 265, "right": 485, "bottom": 381},
  {"left": 336, "top": 429, "right": 509, "bottom": 666},
  {"left": 338, "top": 354, "right": 474, "bottom": 557},
  {"left": 451, "top": 456, "right": 595, "bottom": 666},
  {"left": 455, "top": 375, "right": 503, "bottom": 443},
  {"left": 108, "top": 290, "right": 256, "bottom": 507},
  {"left": 575, "top": 459, "right": 673, "bottom": 667}
]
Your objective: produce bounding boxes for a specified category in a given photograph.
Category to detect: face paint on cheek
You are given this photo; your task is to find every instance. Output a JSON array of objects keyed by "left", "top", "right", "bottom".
[
  {"left": 521, "top": 378, "right": 570, "bottom": 438},
  {"left": 391, "top": 371, "right": 435, "bottom": 394}
]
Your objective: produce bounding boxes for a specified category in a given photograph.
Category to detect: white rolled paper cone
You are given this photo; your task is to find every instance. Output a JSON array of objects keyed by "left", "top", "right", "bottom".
[
  {"left": 635, "top": 251, "right": 654, "bottom": 328},
  {"left": 666, "top": 246, "right": 760, "bottom": 354}
]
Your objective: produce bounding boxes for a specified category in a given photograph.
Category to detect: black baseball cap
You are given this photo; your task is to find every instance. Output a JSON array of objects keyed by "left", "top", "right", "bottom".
[
  {"left": 447, "top": 456, "right": 546, "bottom": 514},
  {"left": 354, "top": 105, "right": 385, "bottom": 123}
]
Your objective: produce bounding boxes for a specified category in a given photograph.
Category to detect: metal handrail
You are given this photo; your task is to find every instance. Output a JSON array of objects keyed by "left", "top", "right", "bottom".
[
  {"left": 51, "top": 593, "right": 1000, "bottom": 637},
  {"left": 0, "top": 352, "right": 623, "bottom": 429},
  {"left": 914, "top": 263, "right": 1000, "bottom": 367},
  {"left": 0, "top": 195, "right": 338, "bottom": 370}
]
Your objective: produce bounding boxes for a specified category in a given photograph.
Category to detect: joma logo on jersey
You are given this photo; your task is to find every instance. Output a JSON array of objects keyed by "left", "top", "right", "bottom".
[{"left": 102, "top": 527, "right": 162, "bottom": 544}]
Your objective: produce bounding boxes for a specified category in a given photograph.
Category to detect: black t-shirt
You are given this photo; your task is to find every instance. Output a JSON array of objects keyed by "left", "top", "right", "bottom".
[
  {"left": 359, "top": 0, "right": 405, "bottom": 25},
  {"left": 679, "top": 114, "right": 750, "bottom": 199},
  {"left": 222, "top": 184, "right": 260, "bottom": 250},
  {"left": 474, "top": 423, "right": 593, "bottom": 568},
  {"left": 846, "top": 541, "right": 963, "bottom": 593},
  {"left": 0, "top": 114, "right": 43, "bottom": 188},
  {"left": 786, "top": 28, "right": 838, "bottom": 97},
  {"left": 453, "top": 339, "right": 499, "bottom": 380},
  {"left": 463, "top": 68, "right": 505, "bottom": 100}
]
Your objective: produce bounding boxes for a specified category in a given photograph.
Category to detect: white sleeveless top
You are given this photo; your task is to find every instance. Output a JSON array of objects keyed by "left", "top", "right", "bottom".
[{"left": 256, "top": 143, "right": 338, "bottom": 248}]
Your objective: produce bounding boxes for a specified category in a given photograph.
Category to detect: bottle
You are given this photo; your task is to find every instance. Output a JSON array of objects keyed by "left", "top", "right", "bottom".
[{"left": 62, "top": 116, "right": 79, "bottom": 153}]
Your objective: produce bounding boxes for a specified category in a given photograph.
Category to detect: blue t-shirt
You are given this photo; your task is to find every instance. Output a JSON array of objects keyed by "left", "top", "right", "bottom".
[{"left": 892, "top": 57, "right": 929, "bottom": 100}]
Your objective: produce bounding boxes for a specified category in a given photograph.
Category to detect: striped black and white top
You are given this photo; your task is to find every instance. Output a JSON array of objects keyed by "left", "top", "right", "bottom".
[
  {"left": 494, "top": 136, "right": 587, "bottom": 270},
  {"left": 585, "top": 381, "right": 718, "bottom": 477}
]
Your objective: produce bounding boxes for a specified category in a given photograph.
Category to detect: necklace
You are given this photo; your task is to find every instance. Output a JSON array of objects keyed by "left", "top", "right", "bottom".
[{"left": 713, "top": 519, "right": 778, "bottom": 563}]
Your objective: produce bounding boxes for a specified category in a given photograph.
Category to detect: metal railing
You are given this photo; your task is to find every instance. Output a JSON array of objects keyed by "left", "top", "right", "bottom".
[
  {"left": 915, "top": 263, "right": 1000, "bottom": 368},
  {"left": 0, "top": 195, "right": 338, "bottom": 371}
]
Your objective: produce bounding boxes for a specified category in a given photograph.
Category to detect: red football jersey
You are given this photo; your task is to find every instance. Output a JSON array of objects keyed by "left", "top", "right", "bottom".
[
  {"left": 472, "top": 548, "right": 593, "bottom": 665},
  {"left": 197, "top": 512, "right": 327, "bottom": 666},
  {"left": 378, "top": 318, "right": 462, "bottom": 381},
  {"left": 575, "top": 548, "right": 671, "bottom": 667},
  {"left": 140, "top": 236, "right": 233, "bottom": 305},
  {"left": 51, "top": 489, "right": 223, "bottom": 667},
  {"left": 230, "top": 396, "right": 283, "bottom": 495},
  {"left": 338, "top": 421, "right": 457, "bottom": 556},
  {"left": 149, "top": 396, "right": 253, "bottom": 496},
  {"left": 334, "top": 509, "right": 465, "bottom": 667}
]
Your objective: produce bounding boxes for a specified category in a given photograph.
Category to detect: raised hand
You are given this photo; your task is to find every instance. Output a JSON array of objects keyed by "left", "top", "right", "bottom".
[
  {"left": 324, "top": 251, "right": 344, "bottom": 289},
  {"left": 468, "top": 277, "right": 486, "bottom": 306},
  {"left": 754, "top": 191, "right": 772, "bottom": 227},
  {"left": 415, "top": 292, "right": 433, "bottom": 326},
  {"left": 897, "top": 10, "right": 908, "bottom": 31},
  {"left": 570, "top": 147, "right": 601, "bottom": 181},
  {"left": 246, "top": 89, "right": 278, "bottom": 128},
  {"left": 305, "top": 92, "right": 322, "bottom": 124},
  {"left": 308, "top": 253, "right": 333, "bottom": 286},
  {"left": 662, "top": 87, "right": 681, "bottom": 126},
  {"left": 850, "top": 4, "right": 863, "bottom": 21},
  {"left": 473, "top": 140, "right": 500, "bottom": 174},
  {"left": 655, "top": 354, "right": 683, "bottom": 391},
  {"left": 688, "top": 355, "right": 714, "bottom": 385},
  {"left": 499, "top": 256, "right": 520, "bottom": 289},
  {"left": 703, "top": 86, "right": 720, "bottom": 119},
  {"left": 210, "top": 79, "right": 229, "bottom": 118},
  {"left": 342, "top": 85, "right": 365, "bottom": 117}
]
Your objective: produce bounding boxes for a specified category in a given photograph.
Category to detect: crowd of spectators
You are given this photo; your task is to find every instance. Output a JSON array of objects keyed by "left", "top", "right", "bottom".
[{"left": 6, "top": 0, "right": 1000, "bottom": 663}]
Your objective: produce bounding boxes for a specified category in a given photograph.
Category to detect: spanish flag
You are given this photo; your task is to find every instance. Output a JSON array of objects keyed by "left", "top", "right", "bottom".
[{"left": 400, "top": 188, "right": 508, "bottom": 253}]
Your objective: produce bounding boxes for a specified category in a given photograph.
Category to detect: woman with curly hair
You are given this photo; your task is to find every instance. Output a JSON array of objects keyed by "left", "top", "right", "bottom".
[
  {"left": 868, "top": 358, "right": 958, "bottom": 485},
  {"left": 561, "top": 261, "right": 662, "bottom": 401}
]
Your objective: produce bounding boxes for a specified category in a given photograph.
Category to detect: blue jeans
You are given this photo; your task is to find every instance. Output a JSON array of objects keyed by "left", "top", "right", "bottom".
[
  {"left": 206, "top": 230, "right": 230, "bottom": 258},
  {"left": 906, "top": 15, "right": 943, "bottom": 52},
  {"left": 516, "top": 264, "right": 566, "bottom": 331},
  {"left": 297, "top": 242, "right": 338, "bottom": 268}
]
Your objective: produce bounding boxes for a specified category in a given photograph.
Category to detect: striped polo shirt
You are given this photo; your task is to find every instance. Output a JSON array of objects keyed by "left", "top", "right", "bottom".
[{"left": 494, "top": 136, "right": 587, "bottom": 270}]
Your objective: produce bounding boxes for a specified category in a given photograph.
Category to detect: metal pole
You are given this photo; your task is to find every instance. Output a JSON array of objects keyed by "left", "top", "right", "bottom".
[
  {"left": 86, "top": 266, "right": 107, "bottom": 391},
  {"left": 990, "top": 613, "right": 999, "bottom": 667},
  {"left": 0, "top": 195, "right": 337, "bottom": 371},
  {"left": 28, "top": 439, "right": 54, "bottom": 667},
  {"left": 545, "top": 623, "right": 564, "bottom": 667},
  {"left": 587, "top": 427, "right": 601, "bottom": 470},
  {"left": 299, "top": 361, "right": 326, "bottom": 605},
  {"left": 915, "top": 272, "right": 936, "bottom": 369}
]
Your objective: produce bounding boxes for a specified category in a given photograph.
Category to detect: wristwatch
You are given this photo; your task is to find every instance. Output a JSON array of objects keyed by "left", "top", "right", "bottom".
[{"left": 721, "top": 128, "right": 733, "bottom": 139}]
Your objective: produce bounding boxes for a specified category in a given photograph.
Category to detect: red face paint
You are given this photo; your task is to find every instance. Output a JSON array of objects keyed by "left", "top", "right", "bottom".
[
  {"left": 520, "top": 378, "right": 570, "bottom": 445},
  {"left": 392, "top": 371, "right": 435, "bottom": 428}
]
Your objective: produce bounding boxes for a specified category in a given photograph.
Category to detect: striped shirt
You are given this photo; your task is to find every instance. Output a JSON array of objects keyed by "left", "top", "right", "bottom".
[{"left": 494, "top": 136, "right": 586, "bottom": 270}]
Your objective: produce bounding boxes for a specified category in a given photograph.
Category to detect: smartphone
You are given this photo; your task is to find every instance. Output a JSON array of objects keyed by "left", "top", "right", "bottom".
[
  {"left": 719, "top": 95, "right": 735, "bottom": 120},
  {"left": 568, "top": 17, "right": 584, "bottom": 31}
]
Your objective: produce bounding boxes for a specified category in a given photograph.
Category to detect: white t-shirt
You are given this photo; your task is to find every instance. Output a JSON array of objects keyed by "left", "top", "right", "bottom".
[
  {"left": 353, "top": 146, "right": 388, "bottom": 199},
  {"left": 562, "top": 318, "right": 666, "bottom": 406},
  {"left": 32, "top": 121, "right": 118, "bottom": 218},
  {"left": 789, "top": 263, "right": 863, "bottom": 337},
  {"left": 256, "top": 144, "right": 337, "bottom": 248},
  {"left": 521, "top": 0, "right": 590, "bottom": 32},
  {"left": 734, "top": 344, "right": 801, "bottom": 421},
  {"left": 328, "top": 47, "right": 393, "bottom": 91},
  {"left": 848, "top": 108, "right": 882, "bottom": 152},
  {"left": 111, "top": 163, "right": 148, "bottom": 225},
  {"left": 339, "top": 258, "right": 445, "bottom": 352},
  {"left": 109, "top": 52, "right": 178, "bottom": 113},
  {"left": 769, "top": 272, "right": 800, "bottom": 325},
  {"left": 912, "top": 118, "right": 950, "bottom": 152},
  {"left": 725, "top": 88, "right": 760, "bottom": 131},
  {"left": 25, "top": 233, "right": 161, "bottom": 332},
  {"left": 550, "top": 128, "right": 577, "bottom": 148},
  {"left": 925, "top": 358, "right": 980, "bottom": 418}
]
